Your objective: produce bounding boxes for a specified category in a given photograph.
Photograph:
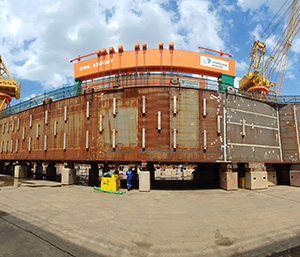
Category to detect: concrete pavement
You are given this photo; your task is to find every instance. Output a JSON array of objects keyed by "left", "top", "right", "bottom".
[{"left": 1, "top": 177, "right": 300, "bottom": 256}]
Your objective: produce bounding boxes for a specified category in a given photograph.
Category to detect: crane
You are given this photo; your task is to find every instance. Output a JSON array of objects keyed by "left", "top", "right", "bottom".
[
  {"left": 198, "top": 46, "right": 232, "bottom": 58},
  {"left": 239, "top": 0, "right": 300, "bottom": 96},
  {"left": 0, "top": 56, "right": 21, "bottom": 111}
]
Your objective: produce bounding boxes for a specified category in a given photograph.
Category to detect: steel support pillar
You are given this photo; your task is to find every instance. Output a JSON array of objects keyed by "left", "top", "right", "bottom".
[
  {"left": 0, "top": 161, "right": 5, "bottom": 174},
  {"left": 89, "top": 162, "right": 99, "bottom": 186},
  {"left": 46, "top": 162, "right": 56, "bottom": 181},
  {"left": 62, "top": 162, "right": 76, "bottom": 185},
  {"left": 219, "top": 163, "right": 238, "bottom": 191},
  {"left": 139, "top": 161, "right": 151, "bottom": 192},
  {"left": 35, "top": 162, "right": 43, "bottom": 180},
  {"left": 245, "top": 162, "right": 268, "bottom": 190},
  {"left": 265, "top": 163, "right": 277, "bottom": 186},
  {"left": 289, "top": 164, "right": 300, "bottom": 187},
  {"left": 14, "top": 162, "right": 28, "bottom": 178}
]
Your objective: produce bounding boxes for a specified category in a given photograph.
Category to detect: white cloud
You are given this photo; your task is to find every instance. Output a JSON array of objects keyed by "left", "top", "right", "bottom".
[
  {"left": 237, "top": 0, "right": 289, "bottom": 13},
  {"left": 235, "top": 61, "right": 249, "bottom": 73},
  {"left": 176, "top": 0, "right": 225, "bottom": 51},
  {"left": 234, "top": 76, "right": 241, "bottom": 88},
  {"left": 237, "top": 0, "right": 267, "bottom": 12},
  {"left": 250, "top": 24, "right": 263, "bottom": 41},
  {"left": 264, "top": 35, "right": 278, "bottom": 52},
  {"left": 237, "top": 0, "right": 294, "bottom": 32},
  {"left": 23, "top": 93, "right": 36, "bottom": 101},
  {"left": 249, "top": 25, "right": 278, "bottom": 53},
  {"left": 218, "top": 1, "right": 235, "bottom": 12},
  {"left": 292, "top": 38, "right": 300, "bottom": 54},
  {"left": 286, "top": 71, "right": 296, "bottom": 80},
  {"left": 0, "top": 0, "right": 226, "bottom": 90}
]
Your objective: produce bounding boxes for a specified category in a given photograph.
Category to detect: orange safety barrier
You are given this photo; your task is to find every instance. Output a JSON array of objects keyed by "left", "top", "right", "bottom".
[
  {"left": 72, "top": 42, "right": 235, "bottom": 82},
  {"left": 247, "top": 86, "right": 269, "bottom": 101}
]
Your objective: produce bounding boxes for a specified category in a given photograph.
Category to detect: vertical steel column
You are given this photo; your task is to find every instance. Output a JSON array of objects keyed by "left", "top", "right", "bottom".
[
  {"left": 64, "top": 106, "right": 67, "bottom": 122},
  {"left": 142, "top": 128, "right": 145, "bottom": 149},
  {"left": 64, "top": 133, "right": 67, "bottom": 150},
  {"left": 54, "top": 121, "right": 57, "bottom": 137},
  {"left": 113, "top": 98, "right": 116, "bottom": 116},
  {"left": 99, "top": 114, "right": 103, "bottom": 133},
  {"left": 45, "top": 110, "right": 48, "bottom": 125},
  {"left": 276, "top": 106, "right": 283, "bottom": 162},
  {"left": 112, "top": 129, "right": 116, "bottom": 149},
  {"left": 142, "top": 96, "right": 146, "bottom": 115},
  {"left": 173, "top": 96, "right": 177, "bottom": 115},
  {"left": 36, "top": 124, "right": 39, "bottom": 138},
  {"left": 293, "top": 105, "right": 300, "bottom": 160},
  {"left": 86, "top": 102, "right": 90, "bottom": 119},
  {"left": 44, "top": 135, "right": 47, "bottom": 151},
  {"left": 158, "top": 111, "right": 161, "bottom": 131},
  {"left": 223, "top": 106, "right": 227, "bottom": 162},
  {"left": 173, "top": 128, "right": 177, "bottom": 150},
  {"left": 22, "top": 127, "right": 25, "bottom": 141},
  {"left": 86, "top": 131, "right": 89, "bottom": 150},
  {"left": 242, "top": 119, "right": 246, "bottom": 137},
  {"left": 28, "top": 137, "right": 31, "bottom": 152},
  {"left": 217, "top": 115, "right": 221, "bottom": 134},
  {"left": 203, "top": 98, "right": 206, "bottom": 117},
  {"left": 203, "top": 130, "right": 207, "bottom": 151}
]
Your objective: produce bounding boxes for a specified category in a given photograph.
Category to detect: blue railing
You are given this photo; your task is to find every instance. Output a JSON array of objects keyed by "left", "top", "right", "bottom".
[
  {"left": 0, "top": 85, "right": 77, "bottom": 118},
  {"left": 273, "top": 95, "right": 300, "bottom": 104},
  {"left": 1, "top": 73, "right": 300, "bottom": 119},
  {"left": 233, "top": 88, "right": 300, "bottom": 104}
]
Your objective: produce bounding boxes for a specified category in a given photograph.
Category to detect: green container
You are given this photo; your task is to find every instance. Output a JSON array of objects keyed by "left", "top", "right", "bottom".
[
  {"left": 218, "top": 74, "right": 235, "bottom": 92},
  {"left": 74, "top": 79, "right": 82, "bottom": 96}
]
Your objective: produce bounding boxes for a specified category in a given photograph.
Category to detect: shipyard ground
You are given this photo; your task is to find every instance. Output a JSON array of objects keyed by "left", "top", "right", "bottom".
[{"left": 0, "top": 176, "right": 300, "bottom": 257}]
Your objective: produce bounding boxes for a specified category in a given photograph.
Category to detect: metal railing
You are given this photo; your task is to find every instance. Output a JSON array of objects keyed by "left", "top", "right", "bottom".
[
  {"left": 1, "top": 73, "right": 299, "bottom": 119},
  {"left": 0, "top": 85, "right": 77, "bottom": 118},
  {"left": 233, "top": 88, "right": 300, "bottom": 104}
]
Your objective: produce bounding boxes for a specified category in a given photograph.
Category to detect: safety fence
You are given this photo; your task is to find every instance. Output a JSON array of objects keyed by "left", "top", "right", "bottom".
[{"left": 1, "top": 73, "right": 300, "bottom": 119}]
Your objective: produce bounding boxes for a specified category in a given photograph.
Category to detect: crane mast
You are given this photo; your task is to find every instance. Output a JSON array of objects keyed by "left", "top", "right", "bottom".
[
  {"left": 0, "top": 56, "right": 21, "bottom": 110},
  {"left": 239, "top": 0, "right": 300, "bottom": 96}
]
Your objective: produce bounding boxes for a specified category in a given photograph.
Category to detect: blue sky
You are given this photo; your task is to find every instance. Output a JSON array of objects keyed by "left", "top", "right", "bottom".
[{"left": 1, "top": 0, "right": 299, "bottom": 106}]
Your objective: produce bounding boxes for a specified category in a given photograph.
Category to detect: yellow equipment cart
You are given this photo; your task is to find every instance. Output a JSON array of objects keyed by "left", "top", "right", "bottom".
[{"left": 100, "top": 174, "right": 121, "bottom": 191}]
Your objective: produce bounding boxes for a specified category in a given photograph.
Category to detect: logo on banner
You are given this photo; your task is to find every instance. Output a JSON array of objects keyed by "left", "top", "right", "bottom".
[{"left": 200, "top": 56, "right": 229, "bottom": 71}]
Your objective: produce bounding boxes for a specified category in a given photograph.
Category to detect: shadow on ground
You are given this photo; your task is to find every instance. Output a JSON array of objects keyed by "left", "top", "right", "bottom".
[
  {"left": 230, "top": 231, "right": 300, "bottom": 257},
  {"left": 151, "top": 180, "right": 219, "bottom": 190},
  {"left": 268, "top": 245, "right": 300, "bottom": 257},
  {"left": 120, "top": 178, "right": 219, "bottom": 191},
  {"left": 0, "top": 210, "right": 105, "bottom": 257}
]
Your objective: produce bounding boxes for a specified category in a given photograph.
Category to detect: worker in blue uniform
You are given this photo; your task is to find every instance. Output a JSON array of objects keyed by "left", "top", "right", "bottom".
[{"left": 126, "top": 167, "right": 133, "bottom": 191}]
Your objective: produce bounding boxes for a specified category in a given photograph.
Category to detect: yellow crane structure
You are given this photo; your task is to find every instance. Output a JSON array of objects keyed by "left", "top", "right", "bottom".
[
  {"left": 239, "top": 0, "right": 300, "bottom": 96},
  {"left": 0, "top": 56, "right": 21, "bottom": 111}
]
